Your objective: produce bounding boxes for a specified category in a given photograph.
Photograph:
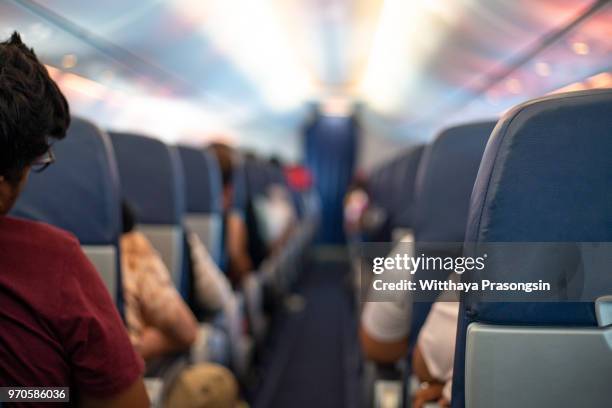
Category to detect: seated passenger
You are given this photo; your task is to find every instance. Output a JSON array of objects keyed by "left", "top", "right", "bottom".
[
  {"left": 122, "top": 203, "right": 245, "bottom": 406},
  {"left": 0, "top": 32, "right": 148, "bottom": 407},
  {"left": 412, "top": 302, "right": 458, "bottom": 408},
  {"left": 254, "top": 183, "right": 297, "bottom": 256},
  {"left": 343, "top": 176, "right": 370, "bottom": 239},
  {"left": 208, "top": 143, "right": 253, "bottom": 287},
  {"left": 359, "top": 236, "right": 413, "bottom": 363},
  {"left": 262, "top": 157, "right": 297, "bottom": 254},
  {"left": 187, "top": 230, "right": 250, "bottom": 375},
  {"left": 120, "top": 201, "right": 198, "bottom": 361}
]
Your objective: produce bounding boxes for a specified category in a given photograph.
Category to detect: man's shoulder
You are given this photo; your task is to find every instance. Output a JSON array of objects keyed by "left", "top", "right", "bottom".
[{"left": 1, "top": 216, "right": 81, "bottom": 253}]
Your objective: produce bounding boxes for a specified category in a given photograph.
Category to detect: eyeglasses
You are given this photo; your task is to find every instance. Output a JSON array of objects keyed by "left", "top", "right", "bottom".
[{"left": 31, "top": 148, "right": 55, "bottom": 173}]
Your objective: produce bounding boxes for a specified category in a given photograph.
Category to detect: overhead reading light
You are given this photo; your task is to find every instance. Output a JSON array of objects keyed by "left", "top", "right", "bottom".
[
  {"left": 535, "top": 62, "right": 551, "bottom": 77},
  {"left": 505, "top": 78, "right": 522, "bottom": 94},
  {"left": 571, "top": 41, "right": 590, "bottom": 55},
  {"left": 61, "top": 53, "right": 77, "bottom": 69}
]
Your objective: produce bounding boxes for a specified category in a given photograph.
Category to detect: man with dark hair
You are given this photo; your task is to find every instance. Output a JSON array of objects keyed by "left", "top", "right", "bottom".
[{"left": 0, "top": 33, "right": 148, "bottom": 407}]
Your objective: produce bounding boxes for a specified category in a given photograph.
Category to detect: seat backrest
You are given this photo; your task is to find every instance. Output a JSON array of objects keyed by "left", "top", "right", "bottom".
[
  {"left": 408, "top": 121, "right": 495, "bottom": 345},
  {"left": 109, "top": 132, "right": 186, "bottom": 291},
  {"left": 364, "top": 162, "right": 395, "bottom": 241},
  {"left": 245, "top": 158, "right": 270, "bottom": 198},
  {"left": 12, "top": 117, "right": 123, "bottom": 309},
  {"left": 452, "top": 90, "right": 612, "bottom": 408},
  {"left": 178, "top": 146, "right": 223, "bottom": 265},
  {"left": 365, "top": 145, "right": 425, "bottom": 242},
  {"left": 413, "top": 122, "right": 496, "bottom": 243},
  {"left": 388, "top": 144, "right": 425, "bottom": 236}
]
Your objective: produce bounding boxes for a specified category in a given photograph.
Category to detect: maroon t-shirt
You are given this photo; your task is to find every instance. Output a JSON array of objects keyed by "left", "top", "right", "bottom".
[{"left": 0, "top": 216, "right": 144, "bottom": 405}]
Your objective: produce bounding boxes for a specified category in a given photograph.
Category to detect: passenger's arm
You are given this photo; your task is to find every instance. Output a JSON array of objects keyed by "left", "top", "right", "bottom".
[
  {"left": 412, "top": 382, "right": 445, "bottom": 408},
  {"left": 139, "top": 275, "right": 198, "bottom": 359},
  {"left": 412, "top": 345, "right": 436, "bottom": 383},
  {"left": 188, "top": 232, "right": 232, "bottom": 311},
  {"left": 359, "top": 326, "right": 409, "bottom": 363},
  {"left": 135, "top": 243, "right": 198, "bottom": 359},
  {"left": 79, "top": 378, "right": 148, "bottom": 408},
  {"left": 359, "top": 302, "right": 410, "bottom": 364},
  {"left": 138, "top": 326, "right": 195, "bottom": 361}
]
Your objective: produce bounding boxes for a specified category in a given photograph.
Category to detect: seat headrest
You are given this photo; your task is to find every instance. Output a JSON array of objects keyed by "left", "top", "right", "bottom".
[
  {"left": 12, "top": 117, "right": 121, "bottom": 245},
  {"left": 368, "top": 161, "right": 395, "bottom": 205},
  {"left": 109, "top": 132, "right": 185, "bottom": 225},
  {"left": 177, "top": 146, "right": 222, "bottom": 214},
  {"left": 389, "top": 145, "right": 425, "bottom": 228},
  {"left": 244, "top": 158, "right": 269, "bottom": 197},
  {"left": 466, "top": 90, "right": 612, "bottom": 243},
  {"left": 414, "top": 121, "right": 496, "bottom": 242},
  {"left": 267, "top": 164, "right": 286, "bottom": 186}
]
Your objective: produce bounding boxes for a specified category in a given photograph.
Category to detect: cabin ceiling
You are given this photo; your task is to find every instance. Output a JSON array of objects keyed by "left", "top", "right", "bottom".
[{"left": 1, "top": 0, "right": 610, "bottom": 154}]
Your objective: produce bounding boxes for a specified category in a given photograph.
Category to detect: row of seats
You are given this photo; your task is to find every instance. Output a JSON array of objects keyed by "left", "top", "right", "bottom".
[
  {"left": 366, "top": 145, "right": 425, "bottom": 243},
  {"left": 11, "top": 115, "right": 320, "bottom": 403},
  {"left": 355, "top": 120, "right": 495, "bottom": 408},
  {"left": 231, "top": 154, "right": 320, "bottom": 341},
  {"left": 357, "top": 89, "right": 612, "bottom": 408}
]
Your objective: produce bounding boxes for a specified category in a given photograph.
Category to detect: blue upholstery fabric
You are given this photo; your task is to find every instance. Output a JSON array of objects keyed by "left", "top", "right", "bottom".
[
  {"left": 109, "top": 132, "right": 185, "bottom": 225},
  {"left": 388, "top": 144, "right": 425, "bottom": 228},
  {"left": 364, "top": 145, "right": 425, "bottom": 241},
  {"left": 178, "top": 146, "right": 222, "bottom": 214},
  {"left": 364, "top": 161, "right": 395, "bottom": 241},
  {"left": 413, "top": 122, "right": 496, "bottom": 243},
  {"left": 452, "top": 90, "right": 612, "bottom": 408},
  {"left": 13, "top": 117, "right": 121, "bottom": 246}
]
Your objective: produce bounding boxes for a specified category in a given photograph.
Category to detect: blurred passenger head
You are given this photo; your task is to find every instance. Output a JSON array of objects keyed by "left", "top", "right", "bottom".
[
  {"left": 269, "top": 155, "right": 282, "bottom": 169},
  {"left": 207, "top": 142, "right": 234, "bottom": 211},
  {"left": 0, "top": 32, "right": 70, "bottom": 214},
  {"left": 121, "top": 200, "right": 137, "bottom": 234}
]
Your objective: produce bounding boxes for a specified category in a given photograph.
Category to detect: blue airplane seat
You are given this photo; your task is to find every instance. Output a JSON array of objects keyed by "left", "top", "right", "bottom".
[
  {"left": 244, "top": 158, "right": 270, "bottom": 198},
  {"left": 178, "top": 146, "right": 223, "bottom": 266},
  {"left": 12, "top": 117, "right": 123, "bottom": 311},
  {"left": 452, "top": 90, "right": 612, "bottom": 408},
  {"left": 391, "top": 145, "right": 425, "bottom": 234},
  {"left": 386, "top": 122, "right": 494, "bottom": 408},
  {"left": 109, "top": 132, "right": 187, "bottom": 295},
  {"left": 267, "top": 162, "right": 287, "bottom": 187},
  {"left": 408, "top": 121, "right": 495, "bottom": 367},
  {"left": 364, "top": 162, "right": 396, "bottom": 241}
]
